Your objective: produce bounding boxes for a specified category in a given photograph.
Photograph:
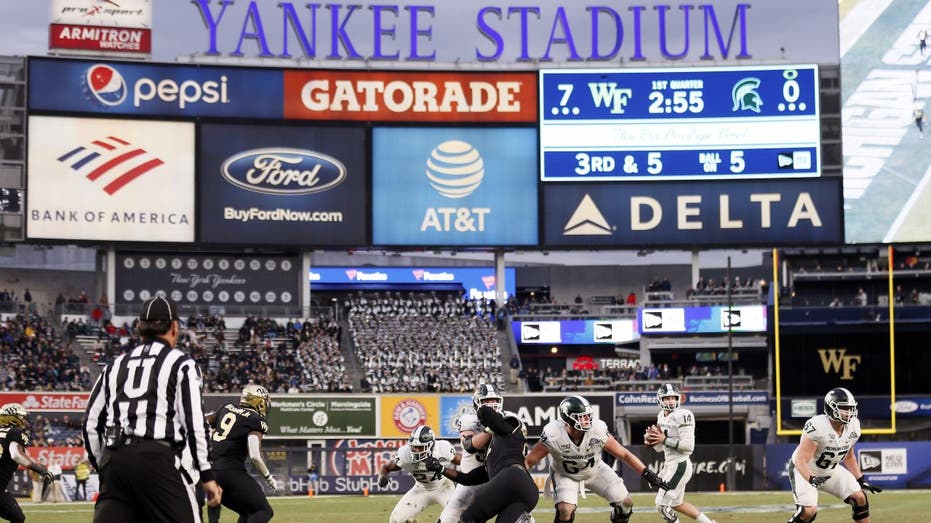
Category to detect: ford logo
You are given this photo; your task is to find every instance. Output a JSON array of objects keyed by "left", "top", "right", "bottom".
[{"left": 221, "top": 147, "right": 346, "bottom": 195}]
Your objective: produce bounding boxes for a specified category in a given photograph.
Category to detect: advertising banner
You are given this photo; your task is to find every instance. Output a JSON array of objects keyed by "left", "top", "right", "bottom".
[
  {"left": 283, "top": 70, "right": 536, "bottom": 122},
  {"left": 26, "top": 116, "right": 194, "bottom": 242},
  {"left": 49, "top": 23, "right": 152, "bottom": 54},
  {"left": 372, "top": 127, "right": 538, "bottom": 246},
  {"left": 765, "top": 442, "right": 931, "bottom": 489},
  {"left": 633, "top": 445, "right": 760, "bottom": 491},
  {"left": 380, "top": 395, "right": 441, "bottom": 438},
  {"left": 308, "top": 439, "right": 414, "bottom": 495},
  {"left": 310, "top": 267, "right": 516, "bottom": 300},
  {"left": 542, "top": 178, "right": 843, "bottom": 247},
  {"left": 115, "top": 253, "right": 299, "bottom": 308},
  {"left": 639, "top": 305, "right": 767, "bottom": 334},
  {"left": 616, "top": 391, "right": 769, "bottom": 407},
  {"left": 269, "top": 397, "right": 377, "bottom": 438},
  {"left": 513, "top": 319, "right": 639, "bottom": 345},
  {"left": 198, "top": 123, "right": 367, "bottom": 246},
  {"left": 0, "top": 392, "right": 89, "bottom": 412},
  {"left": 28, "top": 57, "right": 283, "bottom": 118}
]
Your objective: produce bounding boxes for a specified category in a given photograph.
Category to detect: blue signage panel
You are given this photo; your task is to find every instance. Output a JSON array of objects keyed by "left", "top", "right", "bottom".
[
  {"left": 539, "top": 65, "right": 820, "bottom": 181},
  {"left": 439, "top": 396, "right": 473, "bottom": 438},
  {"left": 198, "top": 123, "right": 367, "bottom": 246},
  {"left": 372, "top": 127, "right": 538, "bottom": 246},
  {"left": 28, "top": 57, "right": 283, "bottom": 118},
  {"left": 638, "top": 306, "right": 767, "bottom": 334},
  {"left": 542, "top": 178, "right": 842, "bottom": 247},
  {"left": 309, "top": 267, "right": 516, "bottom": 300},
  {"left": 512, "top": 319, "right": 639, "bottom": 345},
  {"left": 616, "top": 391, "right": 769, "bottom": 407}
]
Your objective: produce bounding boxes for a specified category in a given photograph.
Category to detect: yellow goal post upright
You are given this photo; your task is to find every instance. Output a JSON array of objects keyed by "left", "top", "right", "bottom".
[{"left": 773, "top": 247, "right": 897, "bottom": 436}]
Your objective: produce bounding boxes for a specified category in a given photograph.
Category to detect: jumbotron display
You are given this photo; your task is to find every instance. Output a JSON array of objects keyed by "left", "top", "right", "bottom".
[{"left": 539, "top": 65, "right": 820, "bottom": 181}]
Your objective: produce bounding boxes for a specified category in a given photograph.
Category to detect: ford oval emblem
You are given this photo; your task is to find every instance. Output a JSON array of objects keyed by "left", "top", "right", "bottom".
[{"left": 221, "top": 147, "right": 347, "bottom": 195}]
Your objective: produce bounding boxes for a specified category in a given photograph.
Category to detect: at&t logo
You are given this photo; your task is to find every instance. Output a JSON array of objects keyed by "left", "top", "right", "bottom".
[{"left": 420, "top": 140, "right": 491, "bottom": 233}]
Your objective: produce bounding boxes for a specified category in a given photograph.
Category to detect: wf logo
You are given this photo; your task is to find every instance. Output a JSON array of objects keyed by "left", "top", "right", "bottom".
[
  {"left": 817, "top": 348, "right": 861, "bottom": 380},
  {"left": 57, "top": 136, "right": 164, "bottom": 195}
]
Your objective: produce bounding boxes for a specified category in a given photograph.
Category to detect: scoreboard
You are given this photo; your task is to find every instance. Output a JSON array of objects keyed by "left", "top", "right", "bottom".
[{"left": 539, "top": 65, "right": 821, "bottom": 181}]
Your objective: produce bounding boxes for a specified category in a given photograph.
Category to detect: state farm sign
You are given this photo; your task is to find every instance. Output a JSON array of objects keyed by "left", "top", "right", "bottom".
[
  {"left": 50, "top": 23, "right": 152, "bottom": 53},
  {"left": 0, "top": 392, "right": 89, "bottom": 412},
  {"left": 283, "top": 70, "right": 536, "bottom": 122},
  {"left": 31, "top": 447, "right": 87, "bottom": 469}
]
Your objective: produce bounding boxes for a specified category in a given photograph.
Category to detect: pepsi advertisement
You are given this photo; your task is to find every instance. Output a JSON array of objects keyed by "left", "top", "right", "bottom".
[
  {"left": 28, "top": 57, "right": 283, "bottom": 118},
  {"left": 542, "top": 178, "right": 843, "bottom": 247},
  {"left": 372, "top": 127, "right": 538, "bottom": 246},
  {"left": 198, "top": 123, "right": 367, "bottom": 246}
]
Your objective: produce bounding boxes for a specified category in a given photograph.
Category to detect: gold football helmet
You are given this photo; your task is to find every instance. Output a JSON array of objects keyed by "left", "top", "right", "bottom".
[
  {"left": 0, "top": 403, "right": 28, "bottom": 429},
  {"left": 240, "top": 384, "right": 270, "bottom": 417}
]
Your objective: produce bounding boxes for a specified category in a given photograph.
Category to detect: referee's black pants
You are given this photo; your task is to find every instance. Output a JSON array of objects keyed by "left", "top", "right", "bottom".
[
  {"left": 461, "top": 465, "right": 539, "bottom": 523},
  {"left": 94, "top": 440, "right": 200, "bottom": 523},
  {"left": 0, "top": 490, "right": 25, "bottom": 523},
  {"left": 210, "top": 468, "right": 273, "bottom": 523}
]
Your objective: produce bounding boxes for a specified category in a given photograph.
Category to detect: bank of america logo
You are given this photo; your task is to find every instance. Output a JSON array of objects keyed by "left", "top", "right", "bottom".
[
  {"left": 56, "top": 136, "right": 165, "bottom": 195},
  {"left": 563, "top": 194, "right": 613, "bottom": 235}
]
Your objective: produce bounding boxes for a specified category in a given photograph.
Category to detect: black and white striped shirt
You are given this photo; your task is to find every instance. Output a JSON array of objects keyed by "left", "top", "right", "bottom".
[{"left": 83, "top": 337, "right": 213, "bottom": 482}]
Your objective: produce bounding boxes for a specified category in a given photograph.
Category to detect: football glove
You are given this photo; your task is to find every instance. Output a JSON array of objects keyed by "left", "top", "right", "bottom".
[
  {"left": 641, "top": 468, "right": 669, "bottom": 491},
  {"left": 476, "top": 405, "right": 496, "bottom": 426},
  {"left": 809, "top": 475, "right": 829, "bottom": 488},
  {"left": 264, "top": 474, "right": 279, "bottom": 492},
  {"left": 423, "top": 456, "right": 444, "bottom": 474},
  {"left": 377, "top": 475, "right": 389, "bottom": 488},
  {"left": 42, "top": 470, "right": 55, "bottom": 484},
  {"left": 857, "top": 476, "right": 882, "bottom": 493}
]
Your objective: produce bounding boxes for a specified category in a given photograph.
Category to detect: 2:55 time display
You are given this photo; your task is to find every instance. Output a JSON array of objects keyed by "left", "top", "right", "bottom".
[{"left": 648, "top": 91, "right": 704, "bottom": 114}]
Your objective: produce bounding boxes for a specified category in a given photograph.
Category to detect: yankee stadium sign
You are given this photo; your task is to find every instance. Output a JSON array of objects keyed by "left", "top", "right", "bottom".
[{"left": 189, "top": 0, "right": 840, "bottom": 66}]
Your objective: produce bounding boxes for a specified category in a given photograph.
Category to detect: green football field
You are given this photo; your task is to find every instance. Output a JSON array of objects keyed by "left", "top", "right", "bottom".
[{"left": 21, "top": 490, "right": 929, "bottom": 522}]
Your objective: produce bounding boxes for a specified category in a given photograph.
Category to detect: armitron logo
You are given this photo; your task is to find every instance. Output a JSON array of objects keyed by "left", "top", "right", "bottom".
[
  {"left": 564, "top": 194, "right": 613, "bottom": 235},
  {"left": 221, "top": 148, "right": 346, "bottom": 195},
  {"left": 817, "top": 348, "right": 861, "bottom": 380},
  {"left": 57, "top": 135, "right": 165, "bottom": 195},
  {"left": 85, "top": 64, "right": 127, "bottom": 107}
]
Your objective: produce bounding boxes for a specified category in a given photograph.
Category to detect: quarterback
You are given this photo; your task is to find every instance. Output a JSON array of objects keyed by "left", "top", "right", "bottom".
[
  {"left": 378, "top": 425, "right": 459, "bottom": 523},
  {"left": 644, "top": 384, "right": 717, "bottom": 523},
  {"left": 788, "top": 388, "right": 881, "bottom": 523},
  {"left": 526, "top": 395, "right": 668, "bottom": 523}
]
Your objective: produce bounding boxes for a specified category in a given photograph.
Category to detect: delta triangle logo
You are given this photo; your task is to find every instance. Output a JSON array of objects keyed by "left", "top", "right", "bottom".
[{"left": 563, "top": 194, "right": 612, "bottom": 235}]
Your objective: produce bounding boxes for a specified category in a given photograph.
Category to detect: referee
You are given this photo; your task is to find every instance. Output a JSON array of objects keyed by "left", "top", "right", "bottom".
[{"left": 83, "top": 296, "right": 222, "bottom": 522}]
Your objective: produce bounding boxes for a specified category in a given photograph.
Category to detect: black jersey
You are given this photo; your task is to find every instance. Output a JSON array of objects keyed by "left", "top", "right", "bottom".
[
  {"left": 210, "top": 403, "right": 268, "bottom": 471},
  {"left": 0, "top": 427, "right": 29, "bottom": 486},
  {"left": 483, "top": 416, "right": 528, "bottom": 478}
]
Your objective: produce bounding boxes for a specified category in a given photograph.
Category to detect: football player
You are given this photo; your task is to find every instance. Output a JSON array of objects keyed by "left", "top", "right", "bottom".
[
  {"left": 525, "top": 394, "right": 669, "bottom": 523},
  {"left": 378, "top": 425, "right": 459, "bottom": 523},
  {"left": 787, "top": 387, "right": 881, "bottom": 523},
  {"left": 644, "top": 384, "right": 717, "bottom": 523},
  {"left": 439, "top": 384, "right": 504, "bottom": 523},
  {"left": 0, "top": 403, "right": 54, "bottom": 523},
  {"left": 206, "top": 385, "right": 279, "bottom": 523}
]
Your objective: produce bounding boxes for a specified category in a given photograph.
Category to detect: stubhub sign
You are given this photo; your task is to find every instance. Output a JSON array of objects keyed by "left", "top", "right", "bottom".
[{"left": 28, "top": 57, "right": 282, "bottom": 118}]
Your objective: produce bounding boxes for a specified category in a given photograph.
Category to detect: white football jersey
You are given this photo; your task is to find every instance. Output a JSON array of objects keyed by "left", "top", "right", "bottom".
[
  {"left": 655, "top": 408, "right": 695, "bottom": 463},
  {"left": 792, "top": 414, "right": 861, "bottom": 476},
  {"left": 455, "top": 411, "right": 486, "bottom": 473},
  {"left": 539, "top": 418, "right": 610, "bottom": 480},
  {"left": 395, "top": 439, "right": 457, "bottom": 489}
]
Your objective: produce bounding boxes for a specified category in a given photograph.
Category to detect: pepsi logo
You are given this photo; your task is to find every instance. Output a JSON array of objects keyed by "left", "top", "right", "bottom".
[
  {"left": 86, "top": 64, "right": 127, "bottom": 107},
  {"left": 221, "top": 148, "right": 347, "bottom": 195},
  {"left": 426, "top": 140, "right": 484, "bottom": 198}
]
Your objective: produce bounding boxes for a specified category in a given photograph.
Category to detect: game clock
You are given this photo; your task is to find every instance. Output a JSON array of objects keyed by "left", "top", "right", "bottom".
[{"left": 539, "top": 65, "right": 821, "bottom": 181}]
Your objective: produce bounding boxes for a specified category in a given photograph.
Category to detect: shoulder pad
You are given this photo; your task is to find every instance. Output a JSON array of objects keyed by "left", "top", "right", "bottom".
[
  {"left": 396, "top": 445, "right": 413, "bottom": 467},
  {"left": 591, "top": 418, "right": 610, "bottom": 438},
  {"left": 435, "top": 439, "right": 456, "bottom": 457},
  {"left": 676, "top": 409, "right": 695, "bottom": 425},
  {"left": 457, "top": 413, "right": 481, "bottom": 433}
]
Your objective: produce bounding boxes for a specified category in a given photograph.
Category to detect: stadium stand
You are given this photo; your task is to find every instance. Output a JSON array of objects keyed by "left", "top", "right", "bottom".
[{"left": 0, "top": 313, "right": 92, "bottom": 391}]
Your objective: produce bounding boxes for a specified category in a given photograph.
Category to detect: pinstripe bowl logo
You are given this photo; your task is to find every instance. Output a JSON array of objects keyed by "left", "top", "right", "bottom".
[
  {"left": 392, "top": 400, "right": 428, "bottom": 433},
  {"left": 221, "top": 148, "right": 347, "bottom": 195},
  {"left": 57, "top": 135, "right": 165, "bottom": 195},
  {"left": 84, "top": 64, "right": 127, "bottom": 107}
]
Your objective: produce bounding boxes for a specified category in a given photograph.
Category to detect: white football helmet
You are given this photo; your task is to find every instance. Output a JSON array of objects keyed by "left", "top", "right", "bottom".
[
  {"left": 472, "top": 383, "right": 504, "bottom": 413},
  {"left": 824, "top": 387, "right": 858, "bottom": 424},
  {"left": 656, "top": 383, "right": 681, "bottom": 412},
  {"left": 408, "top": 425, "right": 436, "bottom": 462}
]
